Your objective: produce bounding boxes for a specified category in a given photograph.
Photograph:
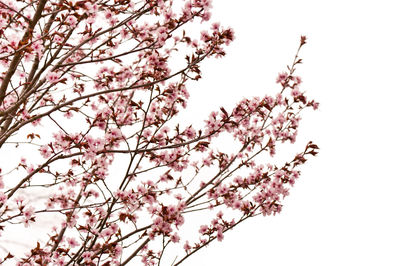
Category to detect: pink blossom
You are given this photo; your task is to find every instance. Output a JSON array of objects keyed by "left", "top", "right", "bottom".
[
  {"left": 31, "top": 41, "right": 43, "bottom": 56},
  {"left": 199, "top": 225, "right": 208, "bottom": 234},
  {"left": 170, "top": 232, "right": 180, "bottom": 243},
  {"left": 114, "top": 245, "right": 122, "bottom": 257},
  {"left": 184, "top": 127, "right": 196, "bottom": 139},
  {"left": 275, "top": 170, "right": 284, "bottom": 179},
  {"left": 292, "top": 170, "right": 300, "bottom": 179},
  {"left": 20, "top": 109, "right": 31, "bottom": 120},
  {"left": 276, "top": 72, "right": 288, "bottom": 84},
  {"left": 291, "top": 88, "right": 301, "bottom": 97},
  {"left": 142, "top": 129, "right": 152, "bottom": 139},
  {"left": 87, "top": 215, "right": 97, "bottom": 226},
  {"left": 82, "top": 251, "right": 93, "bottom": 263},
  {"left": 104, "top": 9, "right": 113, "bottom": 20},
  {"left": 110, "top": 223, "right": 119, "bottom": 233},
  {"left": 101, "top": 228, "right": 113, "bottom": 238},
  {"left": 211, "top": 22, "right": 220, "bottom": 31},
  {"left": 27, "top": 165, "right": 35, "bottom": 174},
  {"left": 0, "top": 192, "right": 7, "bottom": 204},
  {"left": 66, "top": 237, "right": 79, "bottom": 248},
  {"left": 86, "top": 15, "right": 96, "bottom": 24},
  {"left": 202, "top": 157, "right": 211, "bottom": 167},
  {"left": 56, "top": 257, "right": 66, "bottom": 266},
  {"left": 109, "top": 17, "right": 118, "bottom": 26},
  {"left": 183, "top": 241, "right": 191, "bottom": 253},
  {"left": 8, "top": 34, "right": 19, "bottom": 49},
  {"left": 200, "top": 31, "right": 210, "bottom": 42},
  {"left": 53, "top": 34, "right": 63, "bottom": 43},
  {"left": 46, "top": 72, "right": 60, "bottom": 84},
  {"left": 216, "top": 229, "right": 224, "bottom": 241},
  {"left": 233, "top": 200, "right": 241, "bottom": 209},
  {"left": 84, "top": 2, "right": 96, "bottom": 13},
  {"left": 66, "top": 15, "right": 78, "bottom": 27},
  {"left": 64, "top": 111, "right": 73, "bottom": 119},
  {"left": 23, "top": 206, "right": 35, "bottom": 219},
  {"left": 39, "top": 145, "right": 52, "bottom": 158},
  {"left": 294, "top": 76, "right": 302, "bottom": 84},
  {"left": 201, "top": 11, "right": 211, "bottom": 22}
]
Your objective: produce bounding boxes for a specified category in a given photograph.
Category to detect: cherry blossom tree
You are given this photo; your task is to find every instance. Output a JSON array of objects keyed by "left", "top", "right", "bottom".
[{"left": 0, "top": 0, "right": 319, "bottom": 265}]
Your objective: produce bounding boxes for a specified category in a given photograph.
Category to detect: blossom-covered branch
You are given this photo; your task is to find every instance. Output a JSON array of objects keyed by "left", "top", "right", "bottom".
[{"left": 0, "top": 0, "right": 318, "bottom": 265}]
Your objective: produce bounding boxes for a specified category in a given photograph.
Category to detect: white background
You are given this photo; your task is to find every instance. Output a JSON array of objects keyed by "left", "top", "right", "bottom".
[{"left": 180, "top": 0, "right": 400, "bottom": 265}]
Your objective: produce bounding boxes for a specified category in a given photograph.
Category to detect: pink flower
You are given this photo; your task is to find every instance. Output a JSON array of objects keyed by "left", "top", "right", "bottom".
[
  {"left": 21, "top": 109, "right": 31, "bottom": 120},
  {"left": 23, "top": 206, "right": 35, "bottom": 219},
  {"left": 67, "top": 237, "right": 79, "bottom": 248},
  {"left": 64, "top": 111, "right": 73, "bottom": 119},
  {"left": 8, "top": 34, "right": 19, "bottom": 49},
  {"left": 276, "top": 72, "right": 288, "bottom": 84},
  {"left": 200, "top": 31, "right": 210, "bottom": 42},
  {"left": 114, "top": 245, "right": 122, "bottom": 257},
  {"left": 211, "top": 22, "right": 220, "bottom": 31},
  {"left": 53, "top": 34, "right": 63, "bottom": 43},
  {"left": 291, "top": 88, "right": 301, "bottom": 97},
  {"left": 233, "top": 200, "right": 241, "bottom": 209},
  {"left": 183, "top": 241, "right": 191, "bottom": 253},
  {"left": 104, "top": 9, "right": 113, "bottom": 21},
  {"left": 84, "top": 2, "right": 96, "bottom": 13},
  {"left": 66, "top": 15, "right": 77, "bottom": 26},
  {"left": 110, "top": 223, "right": 119, "bottom": 233},
  {"left": 184, "top": 127, "right": 196, "bottom": 139},
  {"left": 199, "top": 225, "right": 208, "bottom": 234},
  {"left": 292, "top": 170, "right": 300, "bottom": 179},
  {"left": 31, "top": 41, "right": 43, "bottom": 56},
  {"left": 56, "top": 257, "right": 66, "bottom": 266},
  {"left": 142, "top": 129, "right": 152, "bottom": 139},
  {"left": 23, "top": 218, "right": 32, "bottom": 228},
  {"left": 82, "top": 251, "right": 93, "bottom": 263},
  {"left": 101, "top": 228, "right": 113, "bottom": 238},
  {"left": 223, "top": 28, "right": 235, "bottom": 45},
  {"left": 161, "top": 126, "right": 170, "bottom": 134},
  {"left": 46, "top": 72, "right": 60, "bottom": 84},
  {"left": 87, "top": 215, "right": 97, "bottom": 226},
  {"left": 39, "top": 145, "right": 52, "bottom": 158},
  {"left": 27, "top": 165, "right": 35, "bottom": 174},
  {"left": 86, "top": 15, "right": 96, "bottom": 24},
  {"left": 294, "top": 76, "right": 302, "bottom": 84},
  {"left": 275, "top": 170, "right": 284, "bottom": 179},
  {"left": 109, "top": 128, "right": 122, "bottom": 139},
  {"left": 216, "top": 229, "right": 224, "bottom": 241},
  {"left": 109, "top": 17, "right": 118, "bottom": 26},
  {"left": 201, "top": 11, "right": 211, "bottom": 22},
  {"left": 202, "top": 157, "right": 211, "bottom": 167},
  {"left": 0, "top": 192, "right": 7, "bottom": 204},
  {"left": 170, "top": 233, "right": 180, "bottom": 243}
]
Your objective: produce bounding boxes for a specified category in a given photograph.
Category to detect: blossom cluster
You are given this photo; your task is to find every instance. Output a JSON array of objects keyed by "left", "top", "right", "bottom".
[{"left": 0, "top": 0, "right": 317, "bottom": 265}]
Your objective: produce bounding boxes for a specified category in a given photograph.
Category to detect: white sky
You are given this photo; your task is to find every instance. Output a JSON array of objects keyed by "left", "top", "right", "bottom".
[{"left": 179, "top": 0, "right": 400, "bottom": 265}]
